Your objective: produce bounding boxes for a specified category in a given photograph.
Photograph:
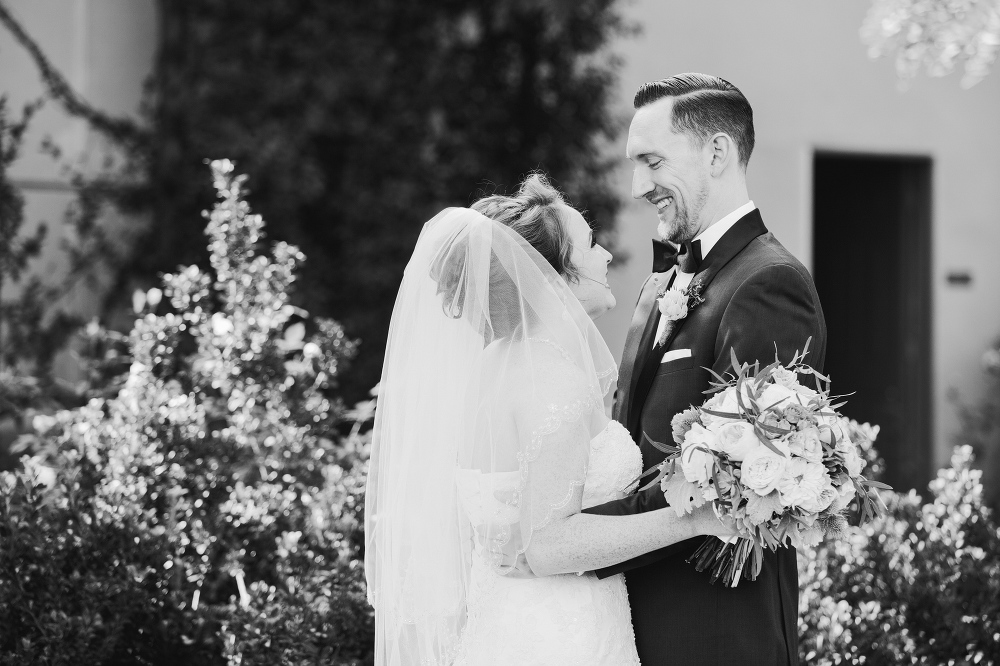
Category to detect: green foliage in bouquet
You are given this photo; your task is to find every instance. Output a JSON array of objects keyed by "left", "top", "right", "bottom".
[
  {"left": 0, "top": 161, "right": 374, "bottom": 665},
  {"left": 799, "top": 445, "right": 1000, "bottom": 666}
]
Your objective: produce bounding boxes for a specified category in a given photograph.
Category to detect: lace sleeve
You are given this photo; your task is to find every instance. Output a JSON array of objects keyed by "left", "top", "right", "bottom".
[{"left": 509, "top": 344, "right": 604, "bottom": 558}]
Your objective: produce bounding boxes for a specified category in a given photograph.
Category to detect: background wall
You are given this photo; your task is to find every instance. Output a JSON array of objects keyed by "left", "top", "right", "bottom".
[{"left": 596, "top": 0, "right": 1000, "bottom": 469}]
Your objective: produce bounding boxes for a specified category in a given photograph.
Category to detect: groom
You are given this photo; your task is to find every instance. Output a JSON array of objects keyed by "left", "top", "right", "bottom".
[{"left": 585, "top": 74, "right": 827, "bottom": 665}]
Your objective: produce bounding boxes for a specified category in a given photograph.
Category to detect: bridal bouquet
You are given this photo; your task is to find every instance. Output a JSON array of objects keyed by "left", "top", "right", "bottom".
[{"left": 642, "top": 339, "right": 890, "bottom": 587}]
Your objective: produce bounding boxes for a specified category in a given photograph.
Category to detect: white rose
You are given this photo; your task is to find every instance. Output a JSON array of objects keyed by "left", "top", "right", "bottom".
[
  {"left": 842, "top": 444, "right": 866, "bottom": 477},
  {"left": 830, "top": 480, "right": 858, "bottom": 512},
  {"left": 772, "top": 367, "right": 798, "bottom": 388},
  {"left": 680, "top": 424, "right": 719, "bottom": 484},
  {"left": 817, "top": 414, "right": 850, "bottom": 449},
  {"left": 796, "top": 388, "right": 820, "bottom": 404},
  {"left": 777, "top": 458, "right": 837, "bottom": 513},
  {"left": 788, "top": 426, "right": 824, "bottom": 463},
  {"left": 792, "top": 376, "right": 820, "bottom": 401},
  {"left": 834, "top": 418, "right": 857, "bottom": 451},
  {"left": 740, "top": 439, "right": 790, "bottom": 496},
  {"left": 702, "top": 388, "right": 740, "bottom": 429},
  {"left": 758, "top": 382, "right": 799, "bottom": 411},
  {"left": 715, "top": 421, "right": 761, "bottom": 462},
  {"left": 657, "top": 289, "right": 688, "bottom": 321}
]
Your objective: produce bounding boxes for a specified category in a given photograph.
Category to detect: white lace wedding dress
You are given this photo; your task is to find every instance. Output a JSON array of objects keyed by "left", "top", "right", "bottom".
[{"left": 453, "top": 419, "right": 643, "bottom": 666}]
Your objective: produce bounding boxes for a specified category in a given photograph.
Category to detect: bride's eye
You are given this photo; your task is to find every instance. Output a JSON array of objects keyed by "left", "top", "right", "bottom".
[{"left": 590, "top": 226, "right": 601, "bottom": 248}]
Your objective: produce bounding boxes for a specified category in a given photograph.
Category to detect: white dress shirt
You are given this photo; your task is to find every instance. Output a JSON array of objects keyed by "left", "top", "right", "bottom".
[{"left": 653, "top": 200, "right": 757, "bottom": 348}]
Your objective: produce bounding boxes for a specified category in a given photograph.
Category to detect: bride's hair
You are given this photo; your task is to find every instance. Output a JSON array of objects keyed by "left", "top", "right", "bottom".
[
  {"left": 429, "top": 173, "right": 580, "bottom": 340},
  {"left": 471, "top": 173, "right": 580, "bottom": 282}
]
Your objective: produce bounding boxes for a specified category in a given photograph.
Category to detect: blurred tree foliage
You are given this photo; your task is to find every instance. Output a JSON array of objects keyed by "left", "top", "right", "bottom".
[
  {"left": 861, "top": 0, "right": 1000, "bottom": 89},
  {"left": 0, "top": 0, "right": 630, "bottom": 401},
  {"left": 0, "top": 162, "right": 374, "bottom": 664}
]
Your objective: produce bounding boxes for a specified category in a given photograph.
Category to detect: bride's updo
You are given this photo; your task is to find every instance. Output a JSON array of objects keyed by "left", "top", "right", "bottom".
[
  {"left": 430, "top": 173, "right": 581, "bottom": 340},
  {"left": 471, "top": 173, "right": 581, "bottom": 282}
]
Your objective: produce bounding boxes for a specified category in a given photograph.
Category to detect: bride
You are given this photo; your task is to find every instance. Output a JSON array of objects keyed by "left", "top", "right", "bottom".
[{"left": 364, "top": 174, "right": 733, "bottom": 665}]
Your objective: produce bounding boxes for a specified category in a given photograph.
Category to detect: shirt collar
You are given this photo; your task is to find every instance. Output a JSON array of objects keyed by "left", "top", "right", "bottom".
[{"left": 694, "top": 200, "right": 756, "bottom": 259}]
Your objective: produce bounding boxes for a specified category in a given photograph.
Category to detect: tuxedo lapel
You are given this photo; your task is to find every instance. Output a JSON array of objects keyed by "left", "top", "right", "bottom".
[
  {"left": 628, "top": 210, "right": 769, "bottom": 437},
  {"left": 614, "top": 271, "right": 671, "bottom": 425}
]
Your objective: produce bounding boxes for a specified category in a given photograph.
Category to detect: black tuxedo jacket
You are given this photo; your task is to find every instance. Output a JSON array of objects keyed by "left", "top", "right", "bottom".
[{"left": 585, "top": 210, "right": 826, "bottom": 666}]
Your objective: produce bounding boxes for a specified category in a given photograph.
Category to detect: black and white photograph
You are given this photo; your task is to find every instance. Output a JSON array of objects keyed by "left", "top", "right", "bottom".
[{"left": 1, "top": 1, "right": 999, "bottom": 664}]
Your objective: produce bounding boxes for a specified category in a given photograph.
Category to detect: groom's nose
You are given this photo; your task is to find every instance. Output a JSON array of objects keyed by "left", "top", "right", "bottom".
[{"left": 632, "top": 167, "right": 654, "bottom": 200}]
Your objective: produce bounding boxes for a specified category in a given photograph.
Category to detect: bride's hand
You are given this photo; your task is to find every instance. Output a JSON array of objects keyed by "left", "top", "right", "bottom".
[{"left": 690, "top": 502, "right": 739, "bottom": 539}]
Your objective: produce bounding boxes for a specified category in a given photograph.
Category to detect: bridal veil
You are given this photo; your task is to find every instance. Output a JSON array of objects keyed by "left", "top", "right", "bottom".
[{"left": 364, "top": 207, "right": 616, "bottom": 665}]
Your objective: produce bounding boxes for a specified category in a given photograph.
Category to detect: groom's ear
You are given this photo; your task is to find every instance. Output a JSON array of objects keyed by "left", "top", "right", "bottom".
[{"left": 707, "top": 133, "right": 737, "bottom": 177}]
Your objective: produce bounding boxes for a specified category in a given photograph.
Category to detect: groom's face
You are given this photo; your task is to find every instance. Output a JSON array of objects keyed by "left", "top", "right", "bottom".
[{"left": 626, "top": 98, "right": 709, "bottom": 244}]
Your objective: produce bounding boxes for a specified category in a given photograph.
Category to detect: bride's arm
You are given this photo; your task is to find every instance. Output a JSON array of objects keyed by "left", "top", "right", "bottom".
[
  {"left": 517, "top": 408, "right": 731, "bottom": 578},
  {"left": 526, "top": 492, "right": 731, "bottom": 578}
]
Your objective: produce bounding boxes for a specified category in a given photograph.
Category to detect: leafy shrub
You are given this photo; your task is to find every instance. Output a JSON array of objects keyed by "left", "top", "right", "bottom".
[
  {"left": 0, "top": 161, "right": 374, "bottom": 665},
  {"left": 799, "top": 444, "right": 1000, "bottom": 665}
]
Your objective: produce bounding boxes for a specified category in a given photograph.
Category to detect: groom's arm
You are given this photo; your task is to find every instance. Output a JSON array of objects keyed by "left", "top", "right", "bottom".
[{"left": 584, "top": 262, "right": 826, "bottom": 579}]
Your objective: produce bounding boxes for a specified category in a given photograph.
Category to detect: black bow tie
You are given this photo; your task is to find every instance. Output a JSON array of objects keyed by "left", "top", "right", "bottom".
[
  {"left": 652, "top": 239, "right": 702, "bottom": 274},
  {"left": 651, "top": 239, "right": 677, "bottom": 273}
]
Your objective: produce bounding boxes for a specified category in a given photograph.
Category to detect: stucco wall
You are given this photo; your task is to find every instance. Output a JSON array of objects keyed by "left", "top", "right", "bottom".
[{"left": 1, "top": 0, "right": 156, "bottom": 307}]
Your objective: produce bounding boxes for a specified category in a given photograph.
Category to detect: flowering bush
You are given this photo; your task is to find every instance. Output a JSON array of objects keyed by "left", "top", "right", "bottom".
[
  {"left": 0, "top": 161, "right": 374, "bottom": 665},
  {"left": 798, "top": 444, "right": 1000, "bottom": 665}
]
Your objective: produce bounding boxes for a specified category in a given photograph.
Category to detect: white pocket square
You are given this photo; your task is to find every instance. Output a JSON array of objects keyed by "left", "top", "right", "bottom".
[{"left": 661, "top": 348, "right": 692, "bottom": 363}]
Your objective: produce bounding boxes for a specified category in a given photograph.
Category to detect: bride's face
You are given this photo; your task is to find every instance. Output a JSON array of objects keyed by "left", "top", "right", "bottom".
[{"left": 558, "top": 204, "right": 616, "bottom": 320}]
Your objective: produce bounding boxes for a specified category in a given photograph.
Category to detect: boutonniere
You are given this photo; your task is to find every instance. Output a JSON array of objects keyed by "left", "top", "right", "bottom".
[{"left": 654, "top": 278, "right": 706, "bottom": 347}]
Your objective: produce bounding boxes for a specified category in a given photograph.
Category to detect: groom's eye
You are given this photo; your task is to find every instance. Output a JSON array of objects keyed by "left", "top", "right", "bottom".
[{"left": 649, "top": 159, "right": 663, "bottom": 170}]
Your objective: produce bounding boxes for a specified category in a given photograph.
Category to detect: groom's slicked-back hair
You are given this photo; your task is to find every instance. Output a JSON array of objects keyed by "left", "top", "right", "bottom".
[{"left": 634, "top": 73, "right": 754, "bottom": 169}]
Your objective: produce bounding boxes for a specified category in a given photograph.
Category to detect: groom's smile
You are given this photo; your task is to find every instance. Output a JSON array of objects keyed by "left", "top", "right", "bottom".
[{"left": 654, "top": 195, "right": 674, "bottom": 212}]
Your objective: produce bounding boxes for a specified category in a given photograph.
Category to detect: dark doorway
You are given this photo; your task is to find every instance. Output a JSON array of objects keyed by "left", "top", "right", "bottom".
[{"left": 813, "top": 152, "right": 933, "bottom": 493}]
